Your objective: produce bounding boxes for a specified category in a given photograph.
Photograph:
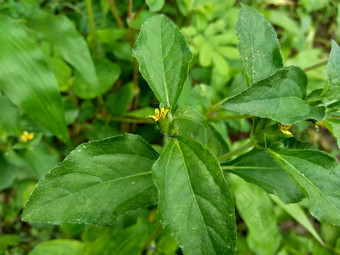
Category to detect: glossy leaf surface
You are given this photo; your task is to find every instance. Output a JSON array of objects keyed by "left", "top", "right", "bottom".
[
  {"left": 0, "top": 15, "right": 69, "bottom": 143},
  {"left": 236, "top": 5, "right": 283, "bottom": 85},
  {"left": 22, "top": 134, "right": 159, "bottom": 225},
  {"left": 222, "top": 67, "right": 325, "bottom": 124},
  {"left": 153, "top": 136, "right": 236, "bottom": 255},
  {"left": 133, "top": 15, "right": 192, "bottom": 107}
]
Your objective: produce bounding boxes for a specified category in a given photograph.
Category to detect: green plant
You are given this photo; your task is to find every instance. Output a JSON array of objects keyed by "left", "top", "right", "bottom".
[
  {"left": 13, "top": 4, "right": 340, "bottom": 255},
  {"left": 1, "top": 1, "right": 340, "bottom": 254}
]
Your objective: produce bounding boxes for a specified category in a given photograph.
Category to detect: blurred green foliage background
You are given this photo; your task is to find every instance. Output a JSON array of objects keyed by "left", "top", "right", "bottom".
[{"left": 1, "top": 0, "right": 340, "bottom": 254}]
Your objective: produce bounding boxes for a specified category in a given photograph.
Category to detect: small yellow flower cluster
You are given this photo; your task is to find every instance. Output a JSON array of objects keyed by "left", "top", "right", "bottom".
[
  {"left": 278, "top": 124, "right": 292, "bottom": 135},
  {"left": 149, "top": 107, "right": 169, "bottom": 122},
  {"left": 20, "top": 131, "right": 34, "bottom": 142},
  {"left": 314, "top": 120, "right": 324, "bottom": 129}
]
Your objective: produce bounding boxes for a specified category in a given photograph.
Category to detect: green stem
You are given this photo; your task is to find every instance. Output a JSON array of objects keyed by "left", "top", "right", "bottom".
[
  {"left": 304, "top": 59, "right": 328, "bottom": 72},
  {"left": 111, "top": 116, "right": 153, "bottom": 124},
  {"left": 142, "top": 225, "right": 163, "bottom": 252},
  {"left": 218, "top": 140, "right": 254, "bottom": 162},
  {"left": 208, "top": 114, "right": 252, "bottom": 121},
  {"left": 86, "top": 0, "right": 98, "bottom": 58},
  {"left": 221, "top": 166, "right": 280, "bottom": 170},
  {"left": 209, "top": 99, "right": 227, "bottom": 112},
  {"left": 127, "top": 0, "right": 140, "bottom": 111},
  {"left": 107, "top": 0, "right": 125, "bottom": 28}
]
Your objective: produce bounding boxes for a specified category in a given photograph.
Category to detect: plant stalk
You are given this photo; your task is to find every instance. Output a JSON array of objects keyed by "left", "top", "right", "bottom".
[
  {"left": 86, "top": 0, "right": 98, "bottom": 58},
  {"left": 107, "top": 0, "right": 125, "bottom": 28},
  {"left": 110, "top": 116, "right": 153, "bottom": 124},
  {"left": 208, "top": 114, "right": 252, "bottom": 121},
  {"left": 304, "top": 59, "right": 328, "bottom": 72},
  {"left": 218, "top": 140, "right": 254, "bottom": 162}
]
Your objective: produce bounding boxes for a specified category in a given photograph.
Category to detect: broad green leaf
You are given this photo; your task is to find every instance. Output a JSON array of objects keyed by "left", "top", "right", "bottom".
[
  {"left": 270, "top": 195, "right": 324, "bottom": 246},
  {"left": 230, "top": 175, "right": 281, "bottom": 255},
  {"left": 153, "top": 136, "right": 236, "bottom": 255},
  {"left": 87, "top": 218, "right": 155, "bottom": 255},
  {"left": 170, "top": 106, "right": 229, "bottom": 156},
  {"left": 73, "top": 59, "right": 121, "bottom": 99},
  {"left": 325, "top": 40, "right": 340, "bottom": 101},
  {"left": 270, "top": 149, "right": 340, "bottom": 226},
  {"left": 323, "top": 117, "right": 340, "bottom": 148},
  {"left": 133, "top": 15, "right": 192, "bottom": 107},
  {"left": 0, "top": 15, "right": 69, "bottom": 143},
  {"left": 236, "top": 5, "right": 283, "bottom": 85},
  {"left": 172, "top": 113, "right": 229, "bottom": 157},
  {"left": 222, "top": 149, "right": 304, "bottom": 203},
  {"left": 22, "top": 134, "right": 159, "bottom": 225},
  {"left": 222, "top": 66, "right": 325, "bottom": 125},
  {"left": 146, "top": 0, "right": 165, "bottom": 12},
  {"left": 29, "top": 239, "right": 86, "bottom": 255},
  {"left": 26, "top": 9, "right": 97, "bottom": 86},
  {"left": 173, "top": 106, "right": 207, "bottom": 128}
]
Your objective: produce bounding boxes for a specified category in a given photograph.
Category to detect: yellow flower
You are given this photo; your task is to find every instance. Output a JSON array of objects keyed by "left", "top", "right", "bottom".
[
  {"left": 314, "top": 120, "right": 324, "bottom": 129},
  {"left": 148, "top": 107, "right": 169, "bottom": 122},
  {"left": 20, "top": 131, "right": 34, "bottom": 142},
  {"left": 278, "top": 123, "right": 293, "bottom": 135}
]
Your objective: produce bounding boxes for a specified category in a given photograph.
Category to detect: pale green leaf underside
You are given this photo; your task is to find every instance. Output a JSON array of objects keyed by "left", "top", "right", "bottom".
[
  {"left": 323, "top": 117, "right": 340, "bottom": 148},
  {"left": 325, "top": 40, "right": 340, "bottom": 101},
  {"left": 222, "top": 148, "right": 304, "bottom": 203},
  {"left": 222, "top": 66, "right": 325, "bottom": 124},
  {"left": 133, "top": 15, "right": 192, "bottom": 107},
  {"left": 153, "top": 136, "right": 236, "bottom": 255},
  {"left": 0, "top": 15, "right": 69, "bottom": 143},
  {"left": 22, "top": 134, "right": 159, "bottom": 225},
  {"left": 229, "top": 175, "right": 281, "bottom": 255},
  {"left": 236, "top": 4, "right": 283, "bottom": 85},
  {"left": 271, "top": 149, "right": 340, "bottom": 226},
  {"left": 270, "top": 195, "right": 324, "bottom": 245}
]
